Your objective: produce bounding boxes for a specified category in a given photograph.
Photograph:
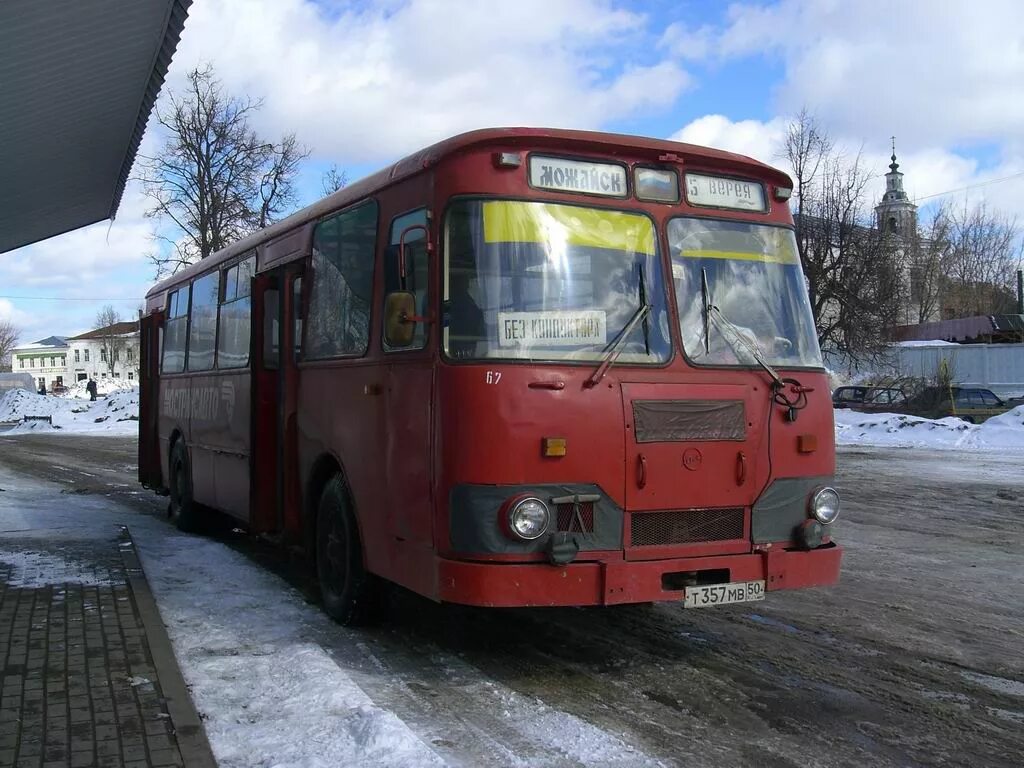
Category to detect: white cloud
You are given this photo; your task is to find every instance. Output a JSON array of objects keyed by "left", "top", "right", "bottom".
[
  {"left": 171, "top": 0, "right": 691, "bottom": 163},
  {"left": 670, "top": 114, "right": 789, "bottom": 165},
  {"left": 662, "top": 0, "right": 1024, "bottom": 150},
  {"left": 3, "top": 0, "right": 692, "bottom": 341},
  {"left": 668, "top": 114, "right": 1024, "bottom": 226}
]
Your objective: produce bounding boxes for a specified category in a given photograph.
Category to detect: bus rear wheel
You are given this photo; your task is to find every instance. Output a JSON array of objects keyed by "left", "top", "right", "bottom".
[
  {"left": 168, "top": 440, "right": 202, "bottom": 533},
  {"left": 316, "top": 475, "right": 382, "bottom": 626}
]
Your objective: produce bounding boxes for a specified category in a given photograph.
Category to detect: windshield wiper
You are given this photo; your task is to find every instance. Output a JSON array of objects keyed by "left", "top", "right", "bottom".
[
  {"left": 586, "top": 267, "right": 651, "bottom": 388},
  {"left": 707, "top": 304, "right": 785, "bottom": 389},
  {"left": 700, "top": 267, "right": 711, "bottom": 354}
]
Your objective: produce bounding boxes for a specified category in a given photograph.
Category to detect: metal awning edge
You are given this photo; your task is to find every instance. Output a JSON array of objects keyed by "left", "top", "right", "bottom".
[{"left": 108, "top": 0, "right": 193, "bottom": 222}]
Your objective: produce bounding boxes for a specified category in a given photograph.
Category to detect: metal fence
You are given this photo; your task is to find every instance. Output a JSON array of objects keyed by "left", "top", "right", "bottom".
[
  {"left": 890, "top": 344, "right": 1024, "bottom": 398},
  {"left": 0, "top": 372, "right": 35, "bottom": 395}
]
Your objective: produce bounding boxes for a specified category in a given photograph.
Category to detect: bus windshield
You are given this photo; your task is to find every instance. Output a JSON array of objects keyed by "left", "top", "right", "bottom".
[
  {"left": 668, "top": 218, "right": 823, "bottom": 368},
  {"left": 444, "top": 199, "right": 672, "bottom": 364}
]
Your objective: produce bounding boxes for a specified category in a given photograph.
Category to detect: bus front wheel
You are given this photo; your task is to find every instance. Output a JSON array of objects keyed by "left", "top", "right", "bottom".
[
  {"left": 168, "top": 440, "right": 202, "bottom": 533},
  {"left": 316, "top": 475, "right": 382, "bottom": 625}
]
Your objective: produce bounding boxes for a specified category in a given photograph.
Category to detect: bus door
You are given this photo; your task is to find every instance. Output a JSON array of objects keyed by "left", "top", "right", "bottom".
[
  {"left": 381, "top": 201, "right": 435, "bottom": 564},
  {"left": 251, "top": 266, "right": 304, "bottom": 537},
  {"left": 138, "top": 310, "right": 163, "bottom": 489}
]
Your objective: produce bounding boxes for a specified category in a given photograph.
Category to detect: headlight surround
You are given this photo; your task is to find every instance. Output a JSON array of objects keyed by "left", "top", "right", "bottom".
[
  {"left": 507, "top": 497, "right": 550, "bottom": 540},
  {"left": 810, "top": 486, "right": 840, "bottom": 524}
]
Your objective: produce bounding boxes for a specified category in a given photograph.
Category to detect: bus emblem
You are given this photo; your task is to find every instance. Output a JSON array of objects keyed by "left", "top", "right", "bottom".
[{"left": 682, "top": 448, "right": 703, "bottom": 471}]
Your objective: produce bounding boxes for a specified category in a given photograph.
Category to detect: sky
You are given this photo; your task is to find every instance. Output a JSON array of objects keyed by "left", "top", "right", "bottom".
[{"left": 3, "top": 0, "right": 1024, "bottom": 345}]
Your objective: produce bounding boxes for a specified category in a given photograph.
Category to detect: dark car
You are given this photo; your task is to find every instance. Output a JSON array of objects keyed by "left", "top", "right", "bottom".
[
  {"left": 832, "top": 386, "right": 907, "bottom": 411},
  {"left": 896, "top": 386, "right": 1016, "bottom": 423}
]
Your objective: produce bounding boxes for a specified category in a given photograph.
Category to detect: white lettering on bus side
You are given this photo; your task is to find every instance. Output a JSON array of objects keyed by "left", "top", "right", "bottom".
[{"left": 160, "top": 381, "right": 237, "bottom": 423}]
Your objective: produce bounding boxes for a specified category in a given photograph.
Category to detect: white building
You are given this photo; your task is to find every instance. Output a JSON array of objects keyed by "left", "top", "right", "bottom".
[
  {"left": 67, "top": 321, "right": 140, "bottom": 383},
  {"left": 11, "top": 336, "right": 69, "bottom": 392},
  {"left": 10, "top": 321, "right": 140, "bottom": 392}
]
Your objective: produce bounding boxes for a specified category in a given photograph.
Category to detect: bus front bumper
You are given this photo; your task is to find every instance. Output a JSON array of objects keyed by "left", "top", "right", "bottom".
[{"left": 436, "top": 544, "right": 842, "bottom": 607}]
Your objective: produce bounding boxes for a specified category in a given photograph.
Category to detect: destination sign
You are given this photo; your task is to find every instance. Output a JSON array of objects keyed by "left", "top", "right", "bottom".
[
  {"left": 685, "top": 173, "right": 767, "bottom": 212},
  {"left": 498, "top": 310, "right": 608, "bottom": 348},
  {"left": 529, "top": 156, "right": 627, "bottom": 198}
]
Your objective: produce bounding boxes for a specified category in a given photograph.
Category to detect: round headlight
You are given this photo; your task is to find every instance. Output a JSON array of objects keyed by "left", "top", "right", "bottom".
[
  {"left": 810, "top": 487, "right": 840, "bottom": 524},
  {"left": 509, "top": 498, "right": 550, "bottom": 540}
]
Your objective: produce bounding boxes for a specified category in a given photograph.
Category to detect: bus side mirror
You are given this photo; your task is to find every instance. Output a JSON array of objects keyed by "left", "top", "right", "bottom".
[{"left": 384, "top": 291, "right": 417, "bottom": 347}]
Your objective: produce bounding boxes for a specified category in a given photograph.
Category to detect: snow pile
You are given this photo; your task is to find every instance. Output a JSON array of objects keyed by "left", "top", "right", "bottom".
[
  {"left": 0, "top": 388, "right": 70, "bottom": 423},
  {"left": 893, "top": 340, "right": 960, "bottom": 347},
  {"left": 835, "top": 405, "right": 1024, "bottom": 451},
  {"left": 61, "top": 378, "right": 137, "bottom": 399},
  {"left": 0, "top": 387, "right": 139, "bottom": 435}
]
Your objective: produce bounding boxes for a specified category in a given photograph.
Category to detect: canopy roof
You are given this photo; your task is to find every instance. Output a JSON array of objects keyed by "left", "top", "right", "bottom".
[{"left": 0, "top": 0, "right": 192, "bottom": 254}]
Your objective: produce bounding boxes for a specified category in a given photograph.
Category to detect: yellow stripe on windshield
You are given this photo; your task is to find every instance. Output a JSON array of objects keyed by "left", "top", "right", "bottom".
[
  {"left": 678, "top": 248, "right": 799, "bottom": 265},
  {"left": 483, "top": 201, "right": 655, "bottom": 255}
]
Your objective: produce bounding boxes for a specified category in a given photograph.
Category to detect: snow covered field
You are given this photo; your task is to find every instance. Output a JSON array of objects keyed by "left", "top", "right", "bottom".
[
  {"left": 835, "top": 405, "right": 1024, "bottom": 451},
  {"left": 0, "top": 387, "right": 139, "bottom": 435}
]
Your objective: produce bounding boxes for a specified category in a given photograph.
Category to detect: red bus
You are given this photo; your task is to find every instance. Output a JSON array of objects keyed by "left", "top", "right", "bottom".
[{"left": 138, "top": 128, "right": 842, "bottom": 624}]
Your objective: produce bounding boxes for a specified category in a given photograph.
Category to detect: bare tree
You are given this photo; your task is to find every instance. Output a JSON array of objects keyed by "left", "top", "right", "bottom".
[
  {"left": 140, "top": 65, "right": 309, "bottom": 277},
  {"left": 781, "top": 112, "right": 902, "bottom": 365},
  {"left": 94, "top": 305, "right": 132, "bottom": 378},
  {"left": 322, "top": 164, "right": 348, "bottom": 196},
  {"left": 940, "top": 202, "right": 1021, "bottom": 317},
  {"left": 907, "top": 207, "right": 954, "bottom": 324},
  {"left": 0, "top": 319, "right": 18, "bottom": 370}
]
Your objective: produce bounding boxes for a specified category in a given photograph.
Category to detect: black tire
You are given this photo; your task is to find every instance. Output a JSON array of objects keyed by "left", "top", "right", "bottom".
[
  {"left": 168, "top": 440, "right": 202, "bottom": 532},
  {"left": 959, "top": 415, "right": 976, "bottom": 424},
  {"left": 316, "top": 475, "right": 382, "bottom": 625}
]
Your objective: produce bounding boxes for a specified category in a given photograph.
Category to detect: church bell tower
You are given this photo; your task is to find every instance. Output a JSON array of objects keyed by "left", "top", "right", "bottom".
[{"left": 875, "top": 138, "right": 917, "bottom": 236}]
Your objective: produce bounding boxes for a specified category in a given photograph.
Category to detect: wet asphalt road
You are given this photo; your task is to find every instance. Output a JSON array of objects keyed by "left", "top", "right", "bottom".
[{"left": 0, "top": 432, "right": 1021, "bottom": 767}]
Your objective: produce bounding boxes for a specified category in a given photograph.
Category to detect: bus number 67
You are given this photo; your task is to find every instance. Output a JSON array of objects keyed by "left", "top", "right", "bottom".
[{"left": 486, "top": 371, "right": 502, "bottom": 385}]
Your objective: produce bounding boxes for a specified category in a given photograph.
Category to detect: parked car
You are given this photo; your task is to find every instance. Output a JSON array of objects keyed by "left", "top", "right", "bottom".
[
  {"left": 832, "top": 386, "right": 907, "bottom": 411},
  {"left": 895, "top": 386, "right": 1017, "bottom": 423}
]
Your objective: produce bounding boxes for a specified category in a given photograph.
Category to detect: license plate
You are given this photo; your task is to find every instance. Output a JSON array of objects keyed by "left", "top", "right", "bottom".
[{"left": 684, "top": 580, "right": 765, "bottom": 608}]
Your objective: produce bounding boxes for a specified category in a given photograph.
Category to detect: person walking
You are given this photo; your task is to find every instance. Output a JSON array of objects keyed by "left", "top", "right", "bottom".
[{"left": 86, "top": 377, "right": 98, "bottom": 402}]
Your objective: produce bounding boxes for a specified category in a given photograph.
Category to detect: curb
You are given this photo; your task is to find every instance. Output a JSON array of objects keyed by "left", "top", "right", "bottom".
[{"left": 118, "top": 526, "right": 218, "bottom": 768}]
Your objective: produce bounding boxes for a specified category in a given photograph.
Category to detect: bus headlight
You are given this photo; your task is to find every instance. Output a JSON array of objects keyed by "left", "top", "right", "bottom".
[
  {"left": 508, "top": 497, "right": 550, "bottom": 540},
  {"left": 810, "top": 487, "right": 840, "bottom": 524}
]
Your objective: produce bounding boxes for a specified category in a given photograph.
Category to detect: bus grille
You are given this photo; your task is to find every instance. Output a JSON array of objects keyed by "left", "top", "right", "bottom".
[
  {"left": 630, "top": 508, "right": 744, "bottom": 547},
  {"left": 556, "top": 502, "right": 594, "bottom": 533}
]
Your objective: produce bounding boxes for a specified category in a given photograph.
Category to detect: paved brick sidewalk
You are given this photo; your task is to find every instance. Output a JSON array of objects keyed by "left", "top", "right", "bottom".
[{"left": 0, "top": 528, "right": 214, "bottom": 768}]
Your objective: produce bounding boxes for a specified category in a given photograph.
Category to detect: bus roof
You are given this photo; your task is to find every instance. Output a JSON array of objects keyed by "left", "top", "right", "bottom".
[{"left": 146, "top": 127, "right": 792, "bottom": 301}]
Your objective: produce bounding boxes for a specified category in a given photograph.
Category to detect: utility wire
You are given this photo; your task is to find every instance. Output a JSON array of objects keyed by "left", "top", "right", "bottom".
[{"left": 916, "top": 169, "right": 1024, "bottom": 202}]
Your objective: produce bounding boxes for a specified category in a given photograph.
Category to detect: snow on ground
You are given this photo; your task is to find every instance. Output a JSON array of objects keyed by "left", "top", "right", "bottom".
[
  {"left": 61, "top": 378, "right": 137, "bottom": 399},
  {"left": 835, "top": 405, "right": 1024, "bottom": 451},
  {"left": 892, "top": 340, "right": 961, "bottom": 347},
  {"left": 0, "top": 462, "right": 657, "bottom": 768},
  {"left": 0, "top": 387, "right": 138, "bottom": 435},
  {"left": 0, "top": 549, "right": 123, "bottom": 587}
]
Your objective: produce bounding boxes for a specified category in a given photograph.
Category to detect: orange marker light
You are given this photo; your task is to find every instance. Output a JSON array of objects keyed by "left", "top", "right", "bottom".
[
  {"left": 542, "top": 437, "right": 567, "bottom": 457},
  {"left": 797, "top": 434, "right": 817, "bottom": 453}
]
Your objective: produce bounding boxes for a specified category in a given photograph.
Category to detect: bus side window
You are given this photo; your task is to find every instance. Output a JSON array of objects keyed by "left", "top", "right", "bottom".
[
  {"left": 306, "top": 202, "right": 377, "bottom": 359},
  {"left": 293, "top": 277, "right": 303, "bottom": 362},
  {"left": 187, "top": 272, "right": 219, "bottom": 372},
  {"left": 384, "top": 208, "right": 428, "bottom": 351},
  {"left": 263, "top": 288, "right": 280, "bottom": 370},
  {"left": 217, "top": 255, "right": 254, "bottom": 369},
  {"left": 162, "top": 286, "right": 190, "bottom": 373}
]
